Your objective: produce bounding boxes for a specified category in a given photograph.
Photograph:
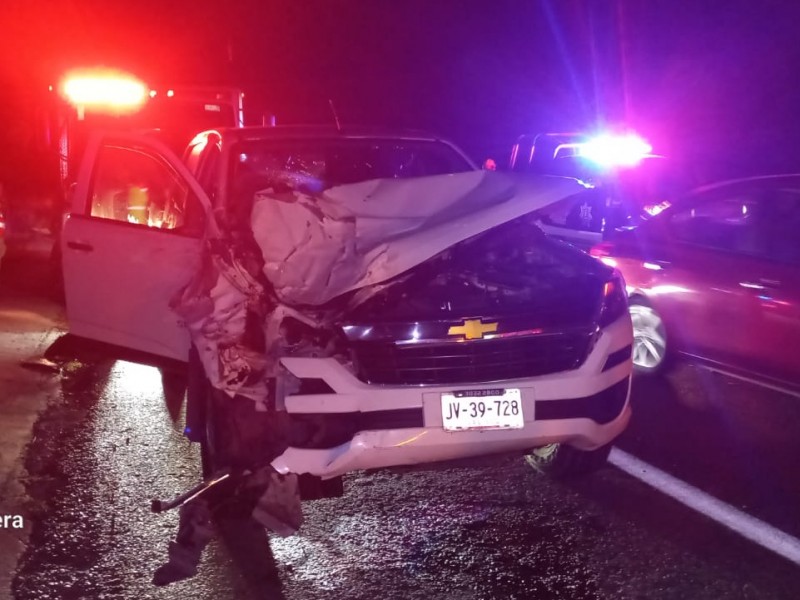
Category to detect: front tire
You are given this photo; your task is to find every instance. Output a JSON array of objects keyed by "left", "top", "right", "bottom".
[
  {"left": 524, "top": 442, "right": 612, "bottom": 478},
  {"left": 186, "top": 347, "right": 224, "bottom": 477}
]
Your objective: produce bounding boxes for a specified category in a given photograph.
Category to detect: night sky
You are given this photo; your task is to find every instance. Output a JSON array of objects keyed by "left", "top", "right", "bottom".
[{"left": 3, "top": 0, "right": 800, "bottom": 182}]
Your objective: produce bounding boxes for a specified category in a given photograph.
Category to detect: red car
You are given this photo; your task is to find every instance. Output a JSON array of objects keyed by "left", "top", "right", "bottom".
[
  {"left": 590, "top": 174, "right": 800, "bottom": 390},
  {"left": 0, "top": 198, "right": 6, "bottom": 271}
]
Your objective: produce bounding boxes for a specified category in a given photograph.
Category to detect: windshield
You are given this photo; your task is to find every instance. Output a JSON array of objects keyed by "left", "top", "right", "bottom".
[{"left": 230, "top": 137, "right": 474, "bottom": 195}]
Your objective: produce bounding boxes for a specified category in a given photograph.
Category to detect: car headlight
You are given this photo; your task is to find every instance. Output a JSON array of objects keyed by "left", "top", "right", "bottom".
[{"left": 598, "top": 272, "right": 628, "bottom": 328}]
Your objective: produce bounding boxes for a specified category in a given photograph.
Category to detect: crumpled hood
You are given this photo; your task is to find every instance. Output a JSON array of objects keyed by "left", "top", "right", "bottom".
[
  {"left": 174, "top": 171, "right": 587, "bottom": 404},
  {"left": 251, "top": 171, "right": 585, "bottom": 306},
  {"left": 348, "top": 211, "right": 607, "bottom": 325}
]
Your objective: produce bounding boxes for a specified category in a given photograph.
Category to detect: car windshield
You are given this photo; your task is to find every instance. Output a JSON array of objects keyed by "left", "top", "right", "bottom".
[{"left": 230, "top": 137, "right": 474, "bottom": 195}]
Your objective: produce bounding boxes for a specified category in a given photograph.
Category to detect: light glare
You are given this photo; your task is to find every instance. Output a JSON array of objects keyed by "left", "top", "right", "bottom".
[
  {"left": 579, "top": 134, "right": 653, "bottom": 168},
  {"left": 644, "top": 201, "right": 671, "bottom": 217},
  {"left": 599, "top": 256, "right": 618, "bottom": 268},
  {"left": 61, "top": 70, "right": 147, "bottom": 113}
]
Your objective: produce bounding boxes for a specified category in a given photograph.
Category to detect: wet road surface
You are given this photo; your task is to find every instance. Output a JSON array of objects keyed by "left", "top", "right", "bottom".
[
  {"left": 5, "top": 244, "right": 800, "bottom": 599},
  {"left": 9, "top": 356, "right": 800, "bottom": 599}
]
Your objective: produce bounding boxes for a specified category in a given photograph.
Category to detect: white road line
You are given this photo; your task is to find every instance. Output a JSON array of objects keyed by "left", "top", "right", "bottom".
[
  {"left": 609, "top": 448, "right": 800, "bottom": 567},
  {"left": 699, "top": 364, "right": 800, "bottom": 400}
]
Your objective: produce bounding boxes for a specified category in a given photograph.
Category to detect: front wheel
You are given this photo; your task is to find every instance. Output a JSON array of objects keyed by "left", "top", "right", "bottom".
[
  {"left": 524, "top": 442, "right": 612, "bottom": 478},
  {"left": 186, "top": 347, "right": 225, "bottom": 477},
  {"left": 629, "top": 299, "right": 669, "bottom": 375}
]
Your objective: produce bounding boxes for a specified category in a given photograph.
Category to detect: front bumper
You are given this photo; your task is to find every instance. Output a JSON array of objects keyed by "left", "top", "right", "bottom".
[{"left": 271, "top": 314, "right": 633, "bottom": 478}]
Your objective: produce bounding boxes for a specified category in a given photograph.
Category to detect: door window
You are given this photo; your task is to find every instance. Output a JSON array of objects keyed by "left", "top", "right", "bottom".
[
  {"left": 669, "top": 189, "right": 762, "bottom": 255},
  {"left": 755, "top": 188, "right": 800, "bottom": 265},
  {"left": 670, "top": 181, "right": 800, "bottom": 264},
  {"left": 89, "top": 145, "right": 196, "bottom": 232}
]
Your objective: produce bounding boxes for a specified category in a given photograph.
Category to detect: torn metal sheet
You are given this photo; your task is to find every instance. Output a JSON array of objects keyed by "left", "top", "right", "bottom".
[
  {"left": 172, "top": 242, "right": 275, "bottom": 402},
  {"left": 251, "top": 171, "right": 583, "bottom": 306}
]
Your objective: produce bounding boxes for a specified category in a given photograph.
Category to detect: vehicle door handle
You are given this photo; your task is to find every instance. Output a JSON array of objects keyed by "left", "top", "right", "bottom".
[
  {"left": 739, "top": 279, "right": 780, "bottom": 290},
  {"left": 66, "top": 241, "right": 94, "bottom": 252}
]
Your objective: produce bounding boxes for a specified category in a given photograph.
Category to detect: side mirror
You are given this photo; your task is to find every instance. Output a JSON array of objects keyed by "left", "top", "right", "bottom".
[{"left": 482, "top": 158, "right": 497, "bottom": 171}]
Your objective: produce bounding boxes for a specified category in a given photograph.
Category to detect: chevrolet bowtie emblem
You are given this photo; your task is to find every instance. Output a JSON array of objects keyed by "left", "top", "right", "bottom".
[{"left": 448, "top": 319, "right": 498, "bottom": 340}]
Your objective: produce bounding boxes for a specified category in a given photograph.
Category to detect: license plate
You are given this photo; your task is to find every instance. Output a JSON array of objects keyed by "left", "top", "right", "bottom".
[{"left": 441, "top": 388, "right": 524, "bottom": 431}]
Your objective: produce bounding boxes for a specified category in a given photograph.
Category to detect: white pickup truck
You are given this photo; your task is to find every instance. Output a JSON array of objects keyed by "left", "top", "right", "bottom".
[{"left": 60, "top": 126, "right": 633, "bottom": 582}]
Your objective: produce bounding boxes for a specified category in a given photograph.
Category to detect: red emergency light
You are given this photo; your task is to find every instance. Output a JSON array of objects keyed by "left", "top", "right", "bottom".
[{"left": 60, "top": 69, "right": 148, "bottom": 114}]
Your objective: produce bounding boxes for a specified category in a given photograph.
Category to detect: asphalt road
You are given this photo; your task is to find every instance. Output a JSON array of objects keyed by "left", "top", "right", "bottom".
[{"left": 5, "top": 243, "right": 800, "bottom": 599}]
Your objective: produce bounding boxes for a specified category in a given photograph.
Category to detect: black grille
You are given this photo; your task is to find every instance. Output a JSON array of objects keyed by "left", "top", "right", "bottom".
[
  {"left": 352, "top": 329, "right": 594, "bottom": 385},
  {"left": 536, "top": 377, "right": 630, "bottom": 424}
]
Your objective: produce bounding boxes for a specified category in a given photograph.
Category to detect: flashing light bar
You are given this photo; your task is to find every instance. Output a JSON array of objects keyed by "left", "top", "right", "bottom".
[
  {"left": 578, "top": 134, "right": 653, "bottom": 168},
  {"left": 61, "top": 69, "right": 147, "bottom": 113}
]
